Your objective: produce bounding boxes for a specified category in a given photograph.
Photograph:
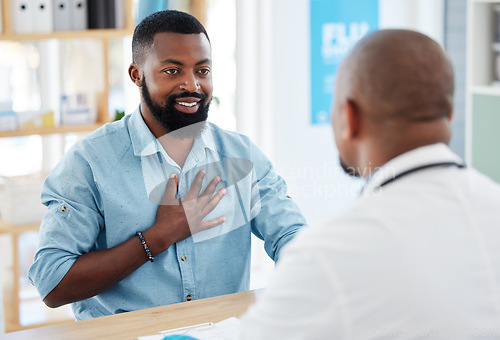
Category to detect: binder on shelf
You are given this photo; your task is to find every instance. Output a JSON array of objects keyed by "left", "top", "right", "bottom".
[
  {"left": 0, "top": 111, "right": 18, "bottom": 132},
  {"left": 60, "top": 93, "right": 96, "bottom": 126},
  {"left": 12, "top": 0, "right": 33, "bottom": 34},
  {"left": 493, "top": 43, "right": 500, "bottom": 86},
  {"left": 493, "top": 6, "right": 500, "bottom": 86},
  {"left": 114, "top": 0, "right": 125, "bottom": 29},
  {"left": 33, "top": 0, "right": 54, "bottom": 33},
  {"left": 87, "top": 0, "right": 107, "bottom": 29},
  {"left": 70, "top": 0, "right": 88, "bottom": 30},
  {"left": 494, "top": 5, "right": 500, "bottom": 43},
  {"left": 53, "top": 0, "right": 71, "bottom": 31},
  {"left": 17, "top": 110, "right": 55, "bottom": 130},
  {"left": 104, "top": 0, "right": 115, "bottom": 28}
]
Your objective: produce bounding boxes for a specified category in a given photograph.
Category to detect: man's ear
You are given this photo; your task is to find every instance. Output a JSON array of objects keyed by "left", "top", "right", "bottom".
[
  {"left": 345, "top": 99, "right": 361, "bottom": 138},
  {"left": 447, "top": 110, "right": 454, "bottom": 122},
  {"left": 128, "top": 63, "right": 142, "bottom": 87}
]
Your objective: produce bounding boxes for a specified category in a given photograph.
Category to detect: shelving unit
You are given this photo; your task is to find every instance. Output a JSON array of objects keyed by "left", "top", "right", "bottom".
[
  {"left": 0, "top": 123, "right": 105, "bottom": 138},
  {"left": 0, "top": 0, "right": 135, "bottom": 136},
  {"left": 0, "top": 221, "right": 65, "bottom": 332},
  {"left": 466, "top": 0, "right": 500, "bottom": 183},
  {"left": 0, "top": 0, "right": 208, "bottom": 333},
  {"left": 0, "top": 0, "right": 135, "bottom": 332}
]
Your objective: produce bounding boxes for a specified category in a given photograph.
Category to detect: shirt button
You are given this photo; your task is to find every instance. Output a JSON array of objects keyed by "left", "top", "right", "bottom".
[
  {"left": 61, "top": 206, "right": 66, "bottom": 212},
  {"left": 186, "top": 295, "right": 192, "bottom": 301},
  {"left": 181, "top": 256, "right": 186, "bottom": 261}
]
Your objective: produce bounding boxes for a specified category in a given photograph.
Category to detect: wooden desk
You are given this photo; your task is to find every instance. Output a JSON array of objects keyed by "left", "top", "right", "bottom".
[{"left": 2, "top": 290, "right": 257, "bottom": 340}]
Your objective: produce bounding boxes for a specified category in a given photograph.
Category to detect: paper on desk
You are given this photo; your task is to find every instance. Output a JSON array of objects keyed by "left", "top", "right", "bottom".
[{"left": 136, "top": 317, "right": 241, "bottom": 340}]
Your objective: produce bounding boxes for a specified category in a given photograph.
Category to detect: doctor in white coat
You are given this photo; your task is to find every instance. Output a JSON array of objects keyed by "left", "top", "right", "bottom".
[{"left": 240, "top": 29, "right": 500, "bottom": 340}]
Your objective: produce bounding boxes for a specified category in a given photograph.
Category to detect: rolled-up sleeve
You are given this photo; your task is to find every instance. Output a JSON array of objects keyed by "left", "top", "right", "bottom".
[{"left": 28, "top": 145, "right": 103, "bottom": 299}]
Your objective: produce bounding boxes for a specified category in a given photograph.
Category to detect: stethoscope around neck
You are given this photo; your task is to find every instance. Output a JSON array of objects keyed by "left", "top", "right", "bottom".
[{"left": 377, "top": 161, "right": 466, "bottom": 188}]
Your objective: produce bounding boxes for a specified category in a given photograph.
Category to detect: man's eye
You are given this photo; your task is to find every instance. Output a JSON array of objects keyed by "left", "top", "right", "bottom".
[
  {"left": 198, "top": 68, "right": 210, "bottom": 75},
  {"left": 164, "top": 69, "right": 179, "bottom": 75}
]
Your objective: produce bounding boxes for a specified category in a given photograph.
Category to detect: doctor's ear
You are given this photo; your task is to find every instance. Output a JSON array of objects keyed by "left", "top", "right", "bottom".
[
  {"left": 345, "top": 99, "right": 362, "bottom": 139},
  {"left": 128, "top": 64, "right": 142, "bottom": 87},
  {"left": 447, "top": 110, "right": 454, "bottom": 121}
]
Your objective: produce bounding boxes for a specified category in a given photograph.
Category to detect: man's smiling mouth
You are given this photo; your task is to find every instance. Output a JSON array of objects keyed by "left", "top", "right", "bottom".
[{"left": 177, "top": 101, "right": 198, "bottom": 107}]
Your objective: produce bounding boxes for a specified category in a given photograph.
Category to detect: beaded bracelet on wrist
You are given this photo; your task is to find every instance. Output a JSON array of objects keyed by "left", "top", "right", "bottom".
[{"left": 136, "top": 231, "right": 154, "bottom": 263}]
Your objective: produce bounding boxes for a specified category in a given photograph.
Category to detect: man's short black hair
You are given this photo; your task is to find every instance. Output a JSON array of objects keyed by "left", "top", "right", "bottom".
[{"left": 132, "top": 10, "right": 210, "bottom": 64}]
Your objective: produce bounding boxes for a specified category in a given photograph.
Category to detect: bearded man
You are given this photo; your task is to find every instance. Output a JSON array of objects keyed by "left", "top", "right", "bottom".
[{"left": 29, "top": 10, "right": 306, "bottom": 320}]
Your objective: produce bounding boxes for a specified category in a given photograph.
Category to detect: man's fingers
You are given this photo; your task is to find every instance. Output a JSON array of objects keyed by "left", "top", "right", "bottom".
[
  {"left": 160, "top": 173, "right": 180, "bottom": 206},
  {"left": 198, "top": 176, "right": 221, "bottom": 203},
  {"left": 184, "top": 169, "right": 206, "bottom": 201},
  {"left": 199, "top": 216, "right": 227, "bottom": 232},
  {"left": 201, "top": 188, "right": 227, "bottom": 216}
]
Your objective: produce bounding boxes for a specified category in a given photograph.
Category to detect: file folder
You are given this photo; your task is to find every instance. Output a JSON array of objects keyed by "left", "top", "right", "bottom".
[
  {"left": 12, "top": 0, "right": 33, "bottom": 34},
  {"left": 87, "top": 0, "right": 106, "bottom": 28},
  {"left": 495, "top": 5, "right": 500, "bottom": 43},
  {"left": 114, "top": 0, "right": 125, "bottom": 29},
  {"left": 33, "top": 0, "right": 54, "bottom": 33},
  {"left": 53, "top": 0, "right": 71, "bottom": 31},
  {"left": 88, "top": 0, "right": 116, "bottom": 29},
  {"left": 104, "top": 0, "right": 115, "bottom": 28},
  {"left": 70, "top": 0, "right": 87, "bottom": 30}
]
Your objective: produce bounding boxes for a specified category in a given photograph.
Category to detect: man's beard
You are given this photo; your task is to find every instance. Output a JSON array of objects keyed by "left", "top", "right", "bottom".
[{"left": 141, "top": 76, "right": 211, "bottom": 139}]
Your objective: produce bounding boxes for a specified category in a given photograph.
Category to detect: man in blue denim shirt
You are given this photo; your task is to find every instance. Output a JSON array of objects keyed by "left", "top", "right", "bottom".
[{"left": 28, "top": 10, "right": 306, "bottom": 320}]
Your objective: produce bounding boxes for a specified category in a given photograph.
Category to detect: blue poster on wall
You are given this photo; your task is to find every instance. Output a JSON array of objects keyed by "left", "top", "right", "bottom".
[{"left": 310, "top": 0, "right": 379, "bottom": 125}]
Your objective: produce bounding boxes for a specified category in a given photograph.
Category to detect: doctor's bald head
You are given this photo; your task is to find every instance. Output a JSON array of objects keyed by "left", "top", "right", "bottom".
[{"left": 331, "top": 29, "right": 455, "bottom": 177}]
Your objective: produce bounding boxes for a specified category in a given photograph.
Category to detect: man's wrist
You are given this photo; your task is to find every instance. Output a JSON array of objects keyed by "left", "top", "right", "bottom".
[
  {"left": 136, "top": 231, "right": 154, "bottom": 262},
  {"left": 142, "top": 226, "right": 172, "bottom": 257}
]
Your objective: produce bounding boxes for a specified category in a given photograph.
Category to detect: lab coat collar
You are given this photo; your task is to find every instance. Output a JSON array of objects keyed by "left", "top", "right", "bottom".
[{"left": 362, "top": 143, "right": 464, "bottom": 195}]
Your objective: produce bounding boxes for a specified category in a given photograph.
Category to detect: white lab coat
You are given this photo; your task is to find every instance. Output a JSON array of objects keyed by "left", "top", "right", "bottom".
[{"left": 240, "top": 143, "right": 500, "bottom": 340}]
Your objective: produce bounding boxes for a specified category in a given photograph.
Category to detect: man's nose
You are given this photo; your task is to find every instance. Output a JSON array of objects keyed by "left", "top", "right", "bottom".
[{"left": 179, "top": 73, "right": 200, "bottom": 92}]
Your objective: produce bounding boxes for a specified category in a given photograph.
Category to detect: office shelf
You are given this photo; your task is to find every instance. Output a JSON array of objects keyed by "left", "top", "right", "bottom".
[
  {"left": 466, "top": 0, "right": 500, "bottom": 182},
  {"left": 0, "top": 123, "right": 105, "bottom": 138},
  {"left": 0, "top": 0, "right": 134, "bottom": 332}
]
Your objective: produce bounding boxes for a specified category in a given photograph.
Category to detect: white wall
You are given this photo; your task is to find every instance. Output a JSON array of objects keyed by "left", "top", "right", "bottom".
[
  {"left": 269, "top": 0, "right": 362, "bottom": 225},
  {"left": 239, "top": 0, "right": 446, "bottom": 226},
  {"left": 379, "top": 0, "right": 445, "bottom": 45},
  {"left": 236, "top": 0, "right": 446, "bottom": 288}
]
